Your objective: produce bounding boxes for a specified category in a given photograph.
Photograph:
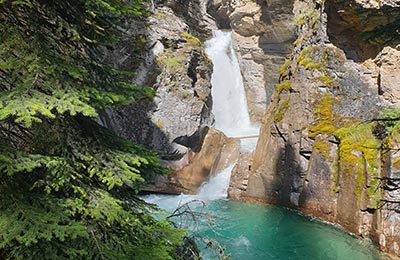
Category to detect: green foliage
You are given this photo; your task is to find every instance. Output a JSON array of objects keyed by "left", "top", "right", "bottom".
[
  {"left": 316, "top": 75, "right": 335, "bottom": 87},
  {"left": 0, "top": 0, "right": 154, "bottom": 127},
  {"left": 0, "top": 0, "right": 186, "bottom": 259},
  {"left": 157, "top": 50, "right": 185, "bottom": 74},
  {"left": 313, "top": 140, "right": 333, "bottom": 162},
  {"left": 181, "top": 32, "right": 202, "bottom": 47},
  {"left": 279, "top": 59, "right": 292, "bottom": 78},
  {"left": 380, "top": 107, "right": 400, "bottom": 135}
]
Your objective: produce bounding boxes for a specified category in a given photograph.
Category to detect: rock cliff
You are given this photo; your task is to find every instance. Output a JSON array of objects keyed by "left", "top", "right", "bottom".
[
  {"left": 230, "top": 0, "right": 400, "bottom": 257},
  {"left": 99, "top": 3, "right": 215, "bottom": 155},
  {"left": 96, "top": 1, "right": 227, "bottom": 193}
]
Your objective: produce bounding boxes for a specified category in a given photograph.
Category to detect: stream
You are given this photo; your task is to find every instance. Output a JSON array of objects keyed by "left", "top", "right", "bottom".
[{"left": 142, "top": 30, "right": 388, "bottom": 259}]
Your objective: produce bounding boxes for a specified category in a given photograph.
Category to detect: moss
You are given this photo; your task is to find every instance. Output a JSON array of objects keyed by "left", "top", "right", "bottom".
[
  {"left": 321, "top": 46, "right": 346, "bottom": 64},
  {"left": 335, "top": 123, "right": 382, "bottom": 203},
  {"left": 313, "top": 140, "right": 332, "bottom": 161},
  {"left": 274, "top": 98, "right": 290, "bottom": 122},
  {"left": 293, "top": 9, "right": 319, "bottom": 28},
  {"left": 296, "top": 47, "right": 324, "bottom": 71},
  {"left": 279, "top": 59, "right": 291, "bottom": 78},
  {"left": 294, "top": 13, "right": 308, "bottom": 26},
  {"left": 293, "top": 37, "right": 303, "bottom": 48},
  {"left": 156, "top": 50, "right": 185, "bottom": 73},
  {"left": 181, "top": 32, "right": 202, "bottom": 47},
  {"left": 154, "top": 120, "right": 164, "bottom": 128},
  {"left": 392, "top": 157, "right": 400, "bottom": 170},
  {"left": 308, "top": 93, "right": 335, "bottom": 139},
  {"left": 316, "top": 75, "right": 334, "bottom": 87},
  {"left": 276, "top": 80, "right": 291, "bottom": 94}
]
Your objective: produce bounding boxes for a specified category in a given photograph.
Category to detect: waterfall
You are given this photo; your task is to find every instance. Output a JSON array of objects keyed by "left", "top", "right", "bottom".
[
  {"left": 143, "top": 30, "right": 258, "bottom": 206},
  {"left": 205, "top": 30, "right": 259, "bottom": 151},
  {"left": 141, "top": 165, "right": 234, "bottom": 211}
]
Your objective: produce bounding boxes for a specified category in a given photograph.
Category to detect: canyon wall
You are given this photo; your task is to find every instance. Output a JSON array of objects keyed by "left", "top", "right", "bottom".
[
  {"left": 229, "top": 0, "right": 400, "bottom": 257},
  {"left": 100, "top": 2, "right": 215, "bottom": 155}
]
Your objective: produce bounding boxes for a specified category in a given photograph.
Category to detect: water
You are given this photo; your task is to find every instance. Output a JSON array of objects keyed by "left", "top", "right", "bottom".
[
  {"left": 143, "top": 194, "right": 387, "bottom": 260},
  {"left": 200, "top": 201, "right": 387, "bottom": 260},
  {"left": 205, "top": 30, "right": 259, "bottom": 146},
  {"left": 143, "top": 165, "right": 234, "bottom": 211},
  {"left": 142, "top": 166, "right": 386, "bottom": 259}
]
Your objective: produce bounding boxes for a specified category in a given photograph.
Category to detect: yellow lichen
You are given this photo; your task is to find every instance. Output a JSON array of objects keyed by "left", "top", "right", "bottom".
[
  {"left": 296, "top": 47, "right": 324, "bottom": 71},
  {"left": 393, "top": 157, "right": 400, "bottom": 170},
  {"left": 276, "top": 80, "right": 291, "bottom": 94},
  {"left": 279, "top": 59, "right": 291, "bottom": 77},
  {"left": 313, "top": 140, "right": 332, "bottom": 161},
  {"left": 334, "top": 123, "right": 381, "bottom": 202},
  {"left": 181, "top": 32, "right": 202, "bottom": 47},
  {"left": 316, "top": 75, "right": 334, "bottom": 86},
  {"left": 154, "top": 120, "right": 164, "bottom": 128},
  {"left": 274, "top": 98, "right": 290, "bottom": 122},
  {"left": 308, "top": 93, "right": 335, "bottom": 139}
]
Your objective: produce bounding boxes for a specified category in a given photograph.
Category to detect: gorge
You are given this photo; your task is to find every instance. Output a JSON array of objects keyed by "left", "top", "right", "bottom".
[{"left": 142, "top": 27, "right": 387, "bottom": 260}]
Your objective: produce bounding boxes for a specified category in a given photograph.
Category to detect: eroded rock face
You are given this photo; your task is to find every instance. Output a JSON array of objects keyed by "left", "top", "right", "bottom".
[
  {"left": 376, "top": 47, "right": 400, "bottom": 105},
  {"left": 208, "top": 0, "right": 296, "bottom": 122},
  {"left": 143, "top": 128, "right": 240, "bottom": 194},
  {"left": 326, "top": 0, "right": 400, "bottom": 61},
  {"left": 99, "top": 4, "right": 215, "bottom": 154},
  {"left": 230, "top": 0, "right": 400, "bottom": 257}
]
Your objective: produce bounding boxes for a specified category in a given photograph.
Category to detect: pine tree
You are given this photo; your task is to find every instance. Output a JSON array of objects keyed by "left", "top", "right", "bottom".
[{"left": 0, "top": 0, "right": 185, "bottom": 259}]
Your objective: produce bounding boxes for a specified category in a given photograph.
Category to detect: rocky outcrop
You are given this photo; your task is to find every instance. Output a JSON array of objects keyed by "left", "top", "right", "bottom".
[
  {"left": 99, "top": 4, "right": 215, "bottom": 155},
  {"left": 143, "top": 128, "right": 240, "bottom": 194},
  {"left": 230, "top": 0, "right": 400, "bottom": 257},
  {"left": 208, "top": 0, "right": 296, "bottom": 122}
]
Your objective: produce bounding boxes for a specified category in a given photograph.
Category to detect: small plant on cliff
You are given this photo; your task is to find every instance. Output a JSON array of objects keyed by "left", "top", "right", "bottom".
[
  {"left": 274, "top": 98, "right": 290, "bottom": 122},
  {"left": 157, "top": 50, "right": 186, "bottom": 73}
]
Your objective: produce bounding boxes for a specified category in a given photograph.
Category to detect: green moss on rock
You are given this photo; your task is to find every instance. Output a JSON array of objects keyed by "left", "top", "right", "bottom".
[
  {"left": 309, "top": 93, "right": 335, "bottom": 139},
  {"left": 276, "top": 80, "right": 291, "bottom": 94},
  {"left": 334, "top": 123, "right": 381, "bottom": 203},
  {"left": 296, "top": 47, "right": 324, "bottom": 71},
  {"left": 274, "top": 98, "right": 290, "bottom": 122}
]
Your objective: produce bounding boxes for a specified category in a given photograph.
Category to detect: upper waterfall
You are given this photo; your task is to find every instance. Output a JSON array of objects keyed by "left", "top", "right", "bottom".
[
  {"left": 205, "top": 30, "right": 259, "bottom": 151},
  {"left": 205, "top": 30, "right": 257, "bottom": 138}
]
